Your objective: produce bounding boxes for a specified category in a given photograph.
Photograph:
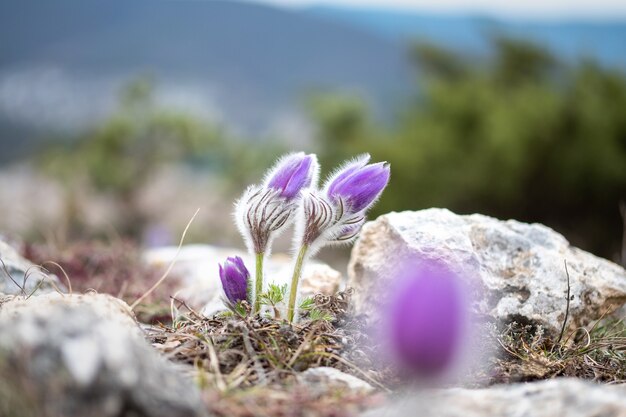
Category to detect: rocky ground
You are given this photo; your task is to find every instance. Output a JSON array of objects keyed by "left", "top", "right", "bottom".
[{"left": 1, "top": 208, "right": 625, "bottom": 417}]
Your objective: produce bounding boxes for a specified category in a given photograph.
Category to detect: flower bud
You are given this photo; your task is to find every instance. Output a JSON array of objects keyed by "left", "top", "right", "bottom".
[
  {"left": 219, "top": 256, "right": 250, "bottom": 305},
  {"left": 384, "top": 258, "right": 469, "bottom": 379},
  {"left": 236, "top": 152, "right": 320, "bottom": 255},
  {"left": 266, "top": 152, "right": 318, "bottom": 200},
  {"left": 326, "top": 155, "right": 390, "bottom": 213}
]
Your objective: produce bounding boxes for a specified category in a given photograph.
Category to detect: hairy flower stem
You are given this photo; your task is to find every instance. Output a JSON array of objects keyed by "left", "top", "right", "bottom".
[
  {"left": 254, "top": 252, "right": 264, "bottom": 313},
  {"left": 287, "top": 244, "right": 309, "bottom": 323}
]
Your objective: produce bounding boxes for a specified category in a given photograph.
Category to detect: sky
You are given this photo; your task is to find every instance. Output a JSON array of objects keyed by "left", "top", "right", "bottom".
[{"left": 250, "top": 0, "right": 626, "bottom": 19}]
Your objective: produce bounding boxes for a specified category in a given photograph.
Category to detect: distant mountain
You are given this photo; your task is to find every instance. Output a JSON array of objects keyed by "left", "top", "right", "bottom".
[
  {"left": 1, "top": 0, "right": 626, "bottom": 164},
  {"left": 306, "top": 5, "right": 626, "bottom": 69},
  {"left": 0, "top": 0, "right": 413, "bottom": 162}
]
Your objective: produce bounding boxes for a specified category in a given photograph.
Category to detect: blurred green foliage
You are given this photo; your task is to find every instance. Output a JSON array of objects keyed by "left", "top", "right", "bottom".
[
  {"left": 311, "top": 37, "right": 626, "bottom": 260},
  {"left": 51, "top": 79, "right": 221, "bottom": 194},
  {"left": 40, "top": 77, "right": 284, "bottom": 238},
  {"left": 306, "top": 94, "right": 373, "bottom": 172},
  {"left": 36, "top": 39, "right": 626, "bottom": 260}
]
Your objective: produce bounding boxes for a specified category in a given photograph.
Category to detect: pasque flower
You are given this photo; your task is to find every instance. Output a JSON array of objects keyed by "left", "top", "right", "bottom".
[
  {"left": 326, "top": 158, "right": 390, "bottom": 213},
  {"left": 286, "top": 154, "right": 390, "bottom": 322},
  {"left": 298, "top": 154, "right": 390, "bottom": 248},
  {"left": 236, "top": 152, "right": 319, "bottom": 254},
  {"left": 266, "top": 153, "right": 316, "bottom": 199},
  {"left": 235, "top": 152, "right": 319, "bottom": 312},
  {"left": 219, "top": 256, "right": 250, "bottom": 306},
  {"left": 221, "top": 151, "right": 389, "bottom": 322},
  {"left": 383, "top": 258, "right": 470, "bottom": 379}
]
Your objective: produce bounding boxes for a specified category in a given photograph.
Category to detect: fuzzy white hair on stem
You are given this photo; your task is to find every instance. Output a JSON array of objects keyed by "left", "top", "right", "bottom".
[{"left": 291, "top": 190, "right": 366, "bottom": 258}]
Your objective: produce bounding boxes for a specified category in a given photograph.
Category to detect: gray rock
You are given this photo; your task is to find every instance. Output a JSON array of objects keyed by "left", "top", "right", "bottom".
[
  {"left": 0, "top": 293, "right": 209, "bottom": 417},
  {"left": 298, "top": 367, "right": 375, "bottom": 394},
  {"left": 362, "top": 378, "right": 626, "bottom": 417},
  {"left": 348, "top": 209, "right": 626, "bottom": 337},
  {"left": 0, "top": 239, "right": 64, "bottom": 295}
]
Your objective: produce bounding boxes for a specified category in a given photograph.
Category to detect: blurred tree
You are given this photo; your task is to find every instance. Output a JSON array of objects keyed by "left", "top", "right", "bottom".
[
  {"left": 41, "top": 77, "right": 226, "bottom": 239},
  {"left": 305, "top": 93, "right": 374, "bottom": 175},
  {"left": 492, "top": 36, "right": 558, "bottom": 85},
  {"left": 307, "top": 37, "right": 626, "bottom": 261},
  {"left": 411, "top": 41, "right": 469, "bottom": 81}
]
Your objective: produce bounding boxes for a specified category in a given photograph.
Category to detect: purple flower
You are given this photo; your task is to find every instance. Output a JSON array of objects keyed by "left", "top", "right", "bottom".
[
  {"left": 236, "top": 152, "right": 320, "bottom": 255},
  {"left": 294, "top": 155, "right": 389, "bottom": 249},
  {"left": 266, "top": 152, "right": 318, "bottom": 200},
  {"left": 219, "top": 256, "right": 250, "bottom": 305},
  {"left": 385, "top": 258, "right": 467, "bottom": 378},
  {"left": 326, "top": 155, "right": 390, "bottom": 213}
]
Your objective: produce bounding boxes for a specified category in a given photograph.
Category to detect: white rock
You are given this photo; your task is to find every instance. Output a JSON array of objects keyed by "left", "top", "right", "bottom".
[
  {"left": 144, "top": 244, "right": 342, "bottom": 316},
  {"left": 62, "top": 336, "right": 102, "bottom": 386},
  {"left": 298, "top": 367, "right": 375, "bottom": 394},
  {"left": 0, "top": 293, "right": 209, "bottom": 417},
  {"left": 0, "top": 292, "right": 140, "bottom": 336},
  {"left": 348, "top": 209, "right": 626, "bottom": 337},
  {"left": 362, "top": 378, "right": 626, "bottom": 417}
]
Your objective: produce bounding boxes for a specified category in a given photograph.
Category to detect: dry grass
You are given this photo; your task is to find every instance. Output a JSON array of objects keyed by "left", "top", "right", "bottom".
[
  {"left": 22, "top": 240, "right": 177, "bottom": 323},
  {"left": 144, "top": 290, "right": 395, "bottom": 416},
  {"left": 493, "top": 319, "right": 626, "bottom": 384},
  {"left": 147, "top": 291, "right": 394, "bottom": 392}
]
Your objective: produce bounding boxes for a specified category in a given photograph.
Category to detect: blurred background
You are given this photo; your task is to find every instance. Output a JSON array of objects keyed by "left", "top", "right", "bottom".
[{"left": 0, "top": 0, "right": 625, "bottom": 266}]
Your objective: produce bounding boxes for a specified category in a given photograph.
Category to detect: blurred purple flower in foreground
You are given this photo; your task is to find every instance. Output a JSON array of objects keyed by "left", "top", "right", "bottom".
[
  {"left": 219, "top": 256, "right": 249, "bottom": 305},
  {"left": 266, "top": 152, "right": 317, "bottom": 199},
  {"left": 384, "top": 258, "right": 469, "bottom": 378}
]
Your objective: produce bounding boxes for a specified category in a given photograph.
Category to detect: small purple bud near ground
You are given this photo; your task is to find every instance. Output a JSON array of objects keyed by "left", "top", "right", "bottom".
[
  {"left": 219, "top": 256, "right": 250, "bottom": 305},
  {"left": 383, "top": 257, "right": 470, "bottom": 379}
]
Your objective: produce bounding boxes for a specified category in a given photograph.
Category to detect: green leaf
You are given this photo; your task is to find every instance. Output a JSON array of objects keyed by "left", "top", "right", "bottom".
[
  {"left": 299, "top": 297, "right": 315, "bottom": 311},
  {"left": 308, "top": 308, "right": 333, "bottom": 322},
  {"left": 259, "top": 283, "right": 288, "bottom": 306},
  {"left": 233, "top": 301, "right": 248, "bottom": 317}
]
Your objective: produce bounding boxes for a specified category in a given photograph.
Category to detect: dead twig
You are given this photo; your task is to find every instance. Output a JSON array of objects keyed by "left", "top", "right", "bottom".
[
  {"left": 556, "top": 259, "right": 571, "bottom": 346},
  {"left": 241, "top": 325, "right": 267, "bottom": 385},
  {"left": 0, "top": 259, "right": 25, "bottom": 295},
  {"left": 131, "top": 208, "right": 199, "bottom": 310},
  {"left": 619, "top": 200, "right": 626, "bottom": 268}
]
